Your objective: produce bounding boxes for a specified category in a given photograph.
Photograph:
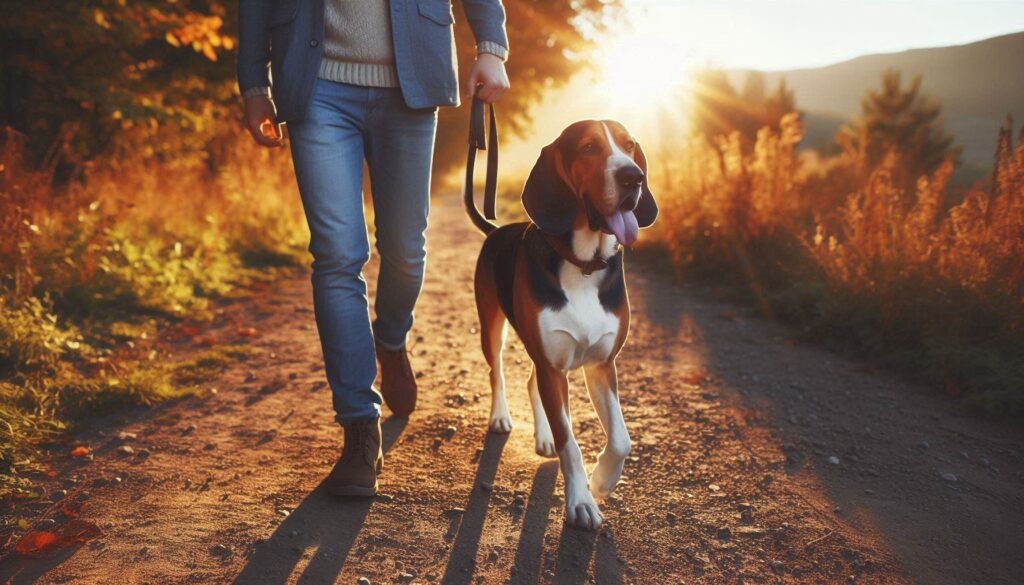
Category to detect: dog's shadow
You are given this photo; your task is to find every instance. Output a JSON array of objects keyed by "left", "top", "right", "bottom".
[
  {"left": 439, "top": 449, "right": 623, "bottom": 585},
  {"left": 230, "top": 416, "right": 407, "bottom": 585}
]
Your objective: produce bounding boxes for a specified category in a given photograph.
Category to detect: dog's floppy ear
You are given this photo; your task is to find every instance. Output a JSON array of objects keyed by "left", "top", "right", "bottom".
[
  {"left": 522, "top": 143, "right": 578, "bottom": 234},
  {"left": 633, "top": 142, "right": 659, "bottom": 228}
]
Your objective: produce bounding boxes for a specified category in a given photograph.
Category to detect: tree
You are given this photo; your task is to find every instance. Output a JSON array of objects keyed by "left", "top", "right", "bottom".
[
  {"left": 838, "top": 69, "right": 959, "bottom": 184},
  {"left": 0, "top": 1, "right": 238, "bottom": 175},
  {"left": 434, "top": 0, "right": 621, "bottom": 181},
  {"left": 690, "top": 69, "right": 797, "bottom": 152}
]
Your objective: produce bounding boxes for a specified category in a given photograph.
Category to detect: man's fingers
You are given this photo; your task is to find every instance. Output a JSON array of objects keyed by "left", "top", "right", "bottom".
[
  {"left": 465, "top": 72, "right": 480, "bottom": 99},
  {"left": 248, "top": 120, "right": 283, "bottom": 147},
  {"left": 477, "top": 83, "right": 497, "bottom": 103}
]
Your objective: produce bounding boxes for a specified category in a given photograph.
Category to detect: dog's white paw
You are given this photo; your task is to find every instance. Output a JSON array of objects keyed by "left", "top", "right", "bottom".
[
  {"left": 534, "top": 435, "right": 557, "bottom": 458},
  {"left": 488, "top": 413, "right": 513, "bottom": 433},
  {"left": 565, "top": 488, "right": 603, "bottom": 530},
  {"left": 589, "top": 453, "right": 626, "bottom": 500}
]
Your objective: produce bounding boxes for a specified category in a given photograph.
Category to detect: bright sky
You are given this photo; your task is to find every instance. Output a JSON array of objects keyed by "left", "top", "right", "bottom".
[
  {"left": 496, "top": 1, "right": 1024, "bottom": 175},
  {"left": 626, "top": 0, "right": 1024, "bottom": 71}
]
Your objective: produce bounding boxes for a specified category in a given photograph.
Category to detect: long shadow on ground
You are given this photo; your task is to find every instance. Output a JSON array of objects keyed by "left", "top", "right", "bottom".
[{"left": 230, "top": 417, "right": 408, "bottom": 585}]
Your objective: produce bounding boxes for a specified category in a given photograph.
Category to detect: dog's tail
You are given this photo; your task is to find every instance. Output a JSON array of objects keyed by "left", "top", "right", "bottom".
[{"left": 464, "top": 184, "right": 497, "bottom": 236}]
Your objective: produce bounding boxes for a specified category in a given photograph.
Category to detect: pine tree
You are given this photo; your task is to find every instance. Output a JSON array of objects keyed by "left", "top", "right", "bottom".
[{"left": 839, "top": 69, "right": 960, "bottom": 184}]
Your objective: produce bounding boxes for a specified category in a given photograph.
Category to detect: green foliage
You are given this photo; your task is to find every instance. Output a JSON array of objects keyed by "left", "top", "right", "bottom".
[{"left": 839, "top": 69, "right": 960, "bottom": 186}]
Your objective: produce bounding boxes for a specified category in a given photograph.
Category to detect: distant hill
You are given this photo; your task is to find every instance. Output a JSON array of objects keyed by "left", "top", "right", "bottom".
[{"left": 732, "top": 31, "right": 1024, "bottom": 167}]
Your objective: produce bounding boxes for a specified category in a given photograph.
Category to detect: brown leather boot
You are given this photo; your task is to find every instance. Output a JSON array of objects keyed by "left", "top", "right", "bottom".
[
  {"left": 326, "top": 418, "right": 383, "bottom": 497},
  {"left": 375, "top": 342, "right": 417, "bottom": 417}
]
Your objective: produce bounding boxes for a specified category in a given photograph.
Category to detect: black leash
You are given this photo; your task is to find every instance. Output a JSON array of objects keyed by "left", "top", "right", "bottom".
[{"left": 465, "top": 94, "right": 499, "bottom": 220}]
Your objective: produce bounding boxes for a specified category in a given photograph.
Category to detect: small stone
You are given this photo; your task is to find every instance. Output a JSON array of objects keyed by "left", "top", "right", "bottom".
[
  {"left": 716, "top": 527, "right": 731, "bottom": 541},
  {"left": 118, "top": 445, "right": 135, "bottom": 455},
  {"left": 916, "top": 440, "right": 930, "bottom": 450},
  {"left": 443, "top": 425, "right": 457, "bottom": 438},
  {"left": 940, "top": 472, "right": 958, "bottom": 483},
  {"left": 137, "top": 448, "right": 151, "bottom": 458},
  {"left": 771, "top": 560, "right": 785, "bottom": 575},
  {"left": 39, "top": 518, "right": 56, "bottom": 529},
  {"left": 445, "top": 507, "right": 466, "bottom": 515},
  {"left": 376, "top": 494, "right": 394, "bottom": 503},
  {"left": 357, "top": 578, "right": 372, "bottom": 585},
  {"left": 182, "top": 424, "right": 197, "bottom": 435},
  {"left": 827, "top": 456, "right": 840, "bottom": 466},
  {"left": 959, "top": 450, "right": 969, "bottom": 459},
  {"left": 398, "top": 573, "right": 414, "bottom": 582},
  {"left": 117, "top": 432, "right": 137, "bottom": 441},
  {"left": 707, "top": 484, "right": 720, "bottom": 492},
  {"left": 210, "top": 544, "right": 231, "bottom": 557}
]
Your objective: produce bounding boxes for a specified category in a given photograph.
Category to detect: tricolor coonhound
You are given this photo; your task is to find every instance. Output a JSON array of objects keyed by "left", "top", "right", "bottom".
[{"left": 464, "top": 120, "right": 658, "bottom": 530}]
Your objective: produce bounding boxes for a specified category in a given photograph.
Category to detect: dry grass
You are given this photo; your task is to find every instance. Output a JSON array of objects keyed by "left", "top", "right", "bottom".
[
  {"left": 648, "top": 115, "right": 1024, "bottom": 415},
  {"left": 0, "top": 126, "right": 306, "bottom": 498}
]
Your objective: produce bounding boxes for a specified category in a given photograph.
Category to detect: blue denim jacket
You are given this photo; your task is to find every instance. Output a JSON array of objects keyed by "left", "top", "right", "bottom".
[{"left": 238, "top": 0, "right": 508, "bottom": 120}]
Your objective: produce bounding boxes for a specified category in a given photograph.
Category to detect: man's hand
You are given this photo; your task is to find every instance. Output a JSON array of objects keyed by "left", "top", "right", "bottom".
[
  {"left": 245, "top": 95, "right": 284, "bottom": 148},
  {"left": 466, "top": 53, "right": 510, "bottom": 103}
]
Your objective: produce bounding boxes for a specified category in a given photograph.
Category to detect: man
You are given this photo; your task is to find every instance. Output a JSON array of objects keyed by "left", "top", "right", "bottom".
[{"left": 237, "top": 0, "right": 509, "bottom": 496}]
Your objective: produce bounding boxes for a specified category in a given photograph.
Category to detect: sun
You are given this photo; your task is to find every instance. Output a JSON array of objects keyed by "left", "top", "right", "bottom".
[{"left": 595, "top": 36, "right": 691, "bottom": 111}]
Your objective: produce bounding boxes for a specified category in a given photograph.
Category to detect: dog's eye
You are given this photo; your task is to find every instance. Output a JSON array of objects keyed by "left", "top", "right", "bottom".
[
  {"left": 624, "top": 140, "right": 636, "bottom": 152},
  {"left": 581, "top": 142, "right": 597, "bottom": 154}
]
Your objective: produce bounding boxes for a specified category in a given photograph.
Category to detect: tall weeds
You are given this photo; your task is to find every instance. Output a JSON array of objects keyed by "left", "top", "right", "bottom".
[{"left": 651, "top": 117, "right": 1024, "bottom": 415}]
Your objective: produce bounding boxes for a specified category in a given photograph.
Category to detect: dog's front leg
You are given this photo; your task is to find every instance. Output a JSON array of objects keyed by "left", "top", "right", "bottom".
[
  {"left": 528, "top": 366, "right": 557, "bottom": 457},
  {"left": 536, "top": 364, "right": 603, "bottom": 530},
  {"left": 583, "top": 361, "right": 631, "bottom": 500}
]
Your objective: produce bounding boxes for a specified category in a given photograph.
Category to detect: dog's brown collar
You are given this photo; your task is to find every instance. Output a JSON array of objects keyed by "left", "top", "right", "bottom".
[{"left": 536, "top": 227, "right": 615, "bottom": 276}]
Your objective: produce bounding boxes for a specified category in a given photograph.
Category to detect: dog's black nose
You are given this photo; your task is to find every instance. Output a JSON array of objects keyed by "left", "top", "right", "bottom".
[{"left": 615, "top": 166, "right": 644, "bottom": 190}]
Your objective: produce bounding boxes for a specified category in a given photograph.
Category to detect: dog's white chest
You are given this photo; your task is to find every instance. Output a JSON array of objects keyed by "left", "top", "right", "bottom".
[{"left": 537, "top": 263, "right": 620, "bottom": 371}]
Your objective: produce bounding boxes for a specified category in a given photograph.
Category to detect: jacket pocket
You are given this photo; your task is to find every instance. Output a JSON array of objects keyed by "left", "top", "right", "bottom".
[
  {"left": 416, "top": 0, "right": 454, "bottom": 26},
  {"left": 270, "top": 0, "right": 299, "bottom": 25}
]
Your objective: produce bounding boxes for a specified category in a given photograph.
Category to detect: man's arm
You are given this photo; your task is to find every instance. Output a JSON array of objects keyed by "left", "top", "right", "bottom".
[
  {"left": 237, "top": 0, "right": 274, "bottom": 96},
  {"left": 461, "top": 0, "right": 510, "bottom": 103},
  {"left": 238, "top": 0, "right": 282, "bottom": 147}
]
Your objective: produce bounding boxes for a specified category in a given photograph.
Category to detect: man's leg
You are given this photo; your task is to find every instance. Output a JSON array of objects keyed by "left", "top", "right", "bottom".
[
  {"left": 287, "top": 79, "right": 381, "bottom": 425},
  {"left": 363, "top": 87, "right": 437, "bottom": 416},
  {"left": 365, "top": 88, "right": 437, "bottom": 349}
]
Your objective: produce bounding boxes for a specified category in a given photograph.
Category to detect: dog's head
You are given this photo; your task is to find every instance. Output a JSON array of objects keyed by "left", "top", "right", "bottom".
[{"left": 521, "top": 120, "right": 658, "bottom": 246}]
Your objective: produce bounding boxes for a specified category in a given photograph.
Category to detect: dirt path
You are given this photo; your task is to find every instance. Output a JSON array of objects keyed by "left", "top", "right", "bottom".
[{"left": 3, "top": 198, "right": 1023, "bottom": 585}]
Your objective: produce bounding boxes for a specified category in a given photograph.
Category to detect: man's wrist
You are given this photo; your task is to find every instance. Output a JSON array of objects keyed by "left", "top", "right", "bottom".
[
  {"left": 476, "top": 41, "right": 508, "bottom": 62},
  {"left": 242, "top": 86, "right": 272, "bottom": 100}
]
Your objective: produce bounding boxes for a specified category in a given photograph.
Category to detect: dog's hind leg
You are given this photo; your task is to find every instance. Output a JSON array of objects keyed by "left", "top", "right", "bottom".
[
  {"left": 528, "top": 366, "right": 556, "bottom": 457},
  {"left": 583, "top": 360, "right": 631, "bottom": 500},
  {"left": 476, "top": 278, "right": 512, "bottom": 433}
]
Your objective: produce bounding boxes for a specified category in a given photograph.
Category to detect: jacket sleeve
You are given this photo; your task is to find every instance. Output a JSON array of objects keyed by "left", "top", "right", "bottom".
[
  {"left": 460, "top": 0, "right": 509, "bottom": 60},
  {"left": 237, "top": 0, "right": 275, "bottom": 95}
]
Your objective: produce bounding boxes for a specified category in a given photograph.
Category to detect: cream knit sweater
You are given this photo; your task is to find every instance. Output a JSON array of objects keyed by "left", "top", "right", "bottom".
[{"left": 319, "top": 0, "right": 400, "bottom": 88}]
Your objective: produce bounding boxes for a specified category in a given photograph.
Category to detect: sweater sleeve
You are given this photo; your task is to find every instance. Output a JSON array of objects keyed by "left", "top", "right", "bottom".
[{"left": 461, "top": 0, "right": 509, "bottom": 59}]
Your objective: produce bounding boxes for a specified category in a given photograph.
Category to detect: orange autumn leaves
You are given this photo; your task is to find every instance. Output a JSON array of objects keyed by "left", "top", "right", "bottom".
[
  {"left": 12, "top": 497, "right": 102, "bottom": 557},
  {"left": 91, "top": 6, "right": 234, "bottom": 63}
]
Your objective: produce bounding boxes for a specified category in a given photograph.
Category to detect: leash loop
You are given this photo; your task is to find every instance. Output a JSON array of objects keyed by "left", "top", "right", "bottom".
[{"left": 465, "top": 91, "right": 499, "bottom": 220}]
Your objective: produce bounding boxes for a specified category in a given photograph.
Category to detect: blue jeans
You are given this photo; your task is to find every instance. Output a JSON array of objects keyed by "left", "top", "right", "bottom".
[{"left": 288, "top": 79, "right": 437, "bottom": 423}]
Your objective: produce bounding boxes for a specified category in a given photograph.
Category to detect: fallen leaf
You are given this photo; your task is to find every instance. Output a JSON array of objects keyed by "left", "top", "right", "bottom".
[
  {"left": 15, "top": 531, "right": 59, "bottom": 555},
  {"left": 237, "top": 327, "right": 258, "bottom": 338},
  {"left": 14, "top": 520, "right": 102, "bottom": 557},
  {"left": 71, "top": 446, "right": 90, "bottom": 457}
]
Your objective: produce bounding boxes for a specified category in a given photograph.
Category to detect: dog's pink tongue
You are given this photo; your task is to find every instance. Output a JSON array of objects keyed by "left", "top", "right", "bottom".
[{"left": 605, "top": 209, "right": 639, "bottom": 247}]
